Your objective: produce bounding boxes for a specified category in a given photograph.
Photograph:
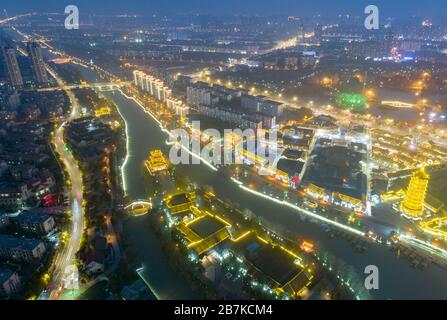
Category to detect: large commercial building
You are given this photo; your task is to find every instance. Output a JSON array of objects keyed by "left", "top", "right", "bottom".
[
  {"left": 1, "top": 46, "right": 23, "bottom": 88},
  {"left": 162, "top": 192, "right": 316, "bottom": 299},
  {"left": 231, "top": 232, "right": 313, "bottom": 299},
  {"left": 302, "top": 141, "right": 368, "bottom": 213},
  {"left": 27, "top": 42, "right": 49, "bottom": 86},
  {"left": 401, "top": 167, "right": 430, "bottom": 219}
]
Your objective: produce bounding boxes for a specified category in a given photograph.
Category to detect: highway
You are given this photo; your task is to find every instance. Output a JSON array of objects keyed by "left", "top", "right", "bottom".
[
  {"left": 10, "top": 23, "right": 124, "bottom": 300},
  {"left": 0, "top": 13, "right": 34, "bottom": 25},
  {"left": 13, "top": 30, "right": 85, "bottom": 299},
  {"left": 12, "top": 26, "right": 85, "bottom": 299},
  {"left": 46, "top": 67, "right": 85, "bottom": 300}
]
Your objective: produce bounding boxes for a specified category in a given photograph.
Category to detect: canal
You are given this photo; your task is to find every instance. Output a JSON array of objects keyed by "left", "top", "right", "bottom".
[
  {"left": 42, "top": 48, "right": 447, "bottom": 300},
  {"left": 104, "top": 88, "right": 447, "bottom": 300}
]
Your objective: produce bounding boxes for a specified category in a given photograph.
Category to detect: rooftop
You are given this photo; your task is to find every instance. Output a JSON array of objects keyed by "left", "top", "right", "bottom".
[
  {"left": 233, "top": 235, "right": 296, "bottom": 284},
  {"left": 0, "top": 235, "right": 43, "bottom": 251},
  {"left": 303, "top": 144, "right": 366, "bottom": 199},
  {"left": 15, "top": 211, "right": 52, "bottom": 224},
  {"left": 177, "top": 212, "right": 231, "bottom": 256},
  {"left": 0, "top": 268, "right": 15, "bottom": 284},
  {"left": 232, "top": 233, "right": 311, "bottom": 295},
  {"left": 276, "top": 159, "right": 304, "bottom": 177},
  {"left": 168, "top": 193, "right": 191, "bottom": 207},
  {"left": 282, "top": 149, "right": 305, "bottom": 161},
  {"left": 188, "top": 215, "right": 228, "bottom": 239}
]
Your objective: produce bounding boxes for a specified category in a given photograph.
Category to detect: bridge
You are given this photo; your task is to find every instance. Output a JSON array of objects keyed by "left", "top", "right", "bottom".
[
  {"left": 124, "top": 200, "right": 152, "bottom": 216},
  {"left": 381, "top": 100, "right": 415, "bottom": 109},
  {"left": 30, "top": 81, "right": 132, "bottom": 92}
]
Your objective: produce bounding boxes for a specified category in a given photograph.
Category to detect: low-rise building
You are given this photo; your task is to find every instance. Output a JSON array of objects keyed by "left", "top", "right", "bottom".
[
  {"left": 0, "top": 268, "right": 21, "bottom": 298},
  {"left": 15, "top": 211, "right": 56, "bottom": 235},
  {"left": 120, "top": 279, "right": 153, "bottom": 300},
  {"left": 0, "top": 213, "right": 9, "bottom": 230},
  {"left": 164, "top": 192, "right": 196, "bottom": 216},
  {"left": 0, "top": 235, "right": 46, "bottom": 262},
  {"left": 0, "top": 185, "right": 22, "bottom": 211},
  {"left": 231, "top": 232, "right": 313, "bottom": 299},
  {"left": 302, "top": 143, "right": 368, "bottom": 213},
  {"left": 275, "top": 158, "right": 305, "bottom": 187},
  {"left": 81, "top": 233, "right": 112, "bottom": 276},
  {"left": 176, "top": 212, "right": 232, "bottom": 257}
]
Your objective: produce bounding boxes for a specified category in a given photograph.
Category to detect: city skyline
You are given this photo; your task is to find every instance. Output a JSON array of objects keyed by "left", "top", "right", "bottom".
[{"left": 1, "top": 0, "right": 447, "bottom": 18}]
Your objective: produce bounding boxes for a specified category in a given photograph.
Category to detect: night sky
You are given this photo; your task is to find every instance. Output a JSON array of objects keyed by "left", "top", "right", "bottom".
[{"left": 1, "top": 0, "right": 446, "bottom": 17}]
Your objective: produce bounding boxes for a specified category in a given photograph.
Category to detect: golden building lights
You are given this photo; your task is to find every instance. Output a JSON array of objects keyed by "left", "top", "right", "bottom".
[{"left": 401, "top": 166, "right": 430, "bottom": 219}]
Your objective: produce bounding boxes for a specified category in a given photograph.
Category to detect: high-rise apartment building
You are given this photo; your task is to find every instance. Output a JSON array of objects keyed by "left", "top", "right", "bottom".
[
  {"left": 27, "top": 41, "right": 48, "bottom": 86},
  {"left": 1, "top": 46, "right": 23, "bottom": 88}
]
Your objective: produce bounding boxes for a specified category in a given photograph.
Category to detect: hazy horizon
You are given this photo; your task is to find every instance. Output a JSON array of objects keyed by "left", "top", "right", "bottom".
[{"left": 1, "top": 0, "right": 446, "bottom": 18}]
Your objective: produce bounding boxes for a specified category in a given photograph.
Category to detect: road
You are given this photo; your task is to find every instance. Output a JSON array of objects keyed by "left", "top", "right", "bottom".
[
  {"left": 47, "top": 67, "right": 85, "bottom": 300},
  {"left": 9, "top": 23, "right": 86, "bottom": 300},
  {"left": 10, "top": 23, "right": 122, "bottom": 299},
  {"left": 0, "top": 13, "right": 34, "bottom": 25}
]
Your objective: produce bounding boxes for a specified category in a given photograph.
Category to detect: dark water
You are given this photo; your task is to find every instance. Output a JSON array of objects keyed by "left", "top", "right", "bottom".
[
  {"left": 102, "top": 91, "right": 203, "bottom": 300},
  {"left": 106, "top": 89, "right": 447, "bottom": 300}
]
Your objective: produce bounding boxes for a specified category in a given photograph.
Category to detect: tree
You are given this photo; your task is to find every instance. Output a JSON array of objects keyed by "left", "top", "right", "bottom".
[{"left": 242, "top": 209, "right": 255, "bottom": 222}]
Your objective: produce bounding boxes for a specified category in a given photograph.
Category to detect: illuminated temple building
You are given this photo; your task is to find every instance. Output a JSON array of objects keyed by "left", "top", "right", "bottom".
[
  {"left": 162, "top": 192, "right": 315, "bottom": 299},
  {"left": 401, "top": 167, "right": 430, "bottom": 219},
  {"left": 145, "top": 150, "right": 170, "bottom": 176}
]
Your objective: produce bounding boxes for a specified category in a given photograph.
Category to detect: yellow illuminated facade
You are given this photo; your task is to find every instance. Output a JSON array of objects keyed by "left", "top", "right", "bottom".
[
  {"left": 306, "top": 184, "right": 328, "bottom": 200},
  {"left": 145, "top": 149, "right": 170, "bottom": 176},
  {"left": 164, "top": 192, "right": 196, "bottom": 214},
  {"left": 332, "top": 192, "right": 366, "bottom": 213},
  {"left": 401, "top": 167, "right": 430, "bottom": 218},
  {"left": 420, "top": 215, "right": 447, "bottom": 239},
  {"left": 380, "top": 189, "right": 405, "bottom": 203},
  {"left": 177, "top": 211, "right": 232, "bottom": 256},
  {"left": 95, "top": 107, "right": 111, "bottom": 117}
]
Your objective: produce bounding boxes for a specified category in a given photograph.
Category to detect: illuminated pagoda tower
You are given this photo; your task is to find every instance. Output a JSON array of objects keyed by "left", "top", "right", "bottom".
[
  {"left": 145, "top": 149, "right": 170, "bottom": 176},
  {"left": 401, "top": 166, "right": 430, "bottom": 218}
]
